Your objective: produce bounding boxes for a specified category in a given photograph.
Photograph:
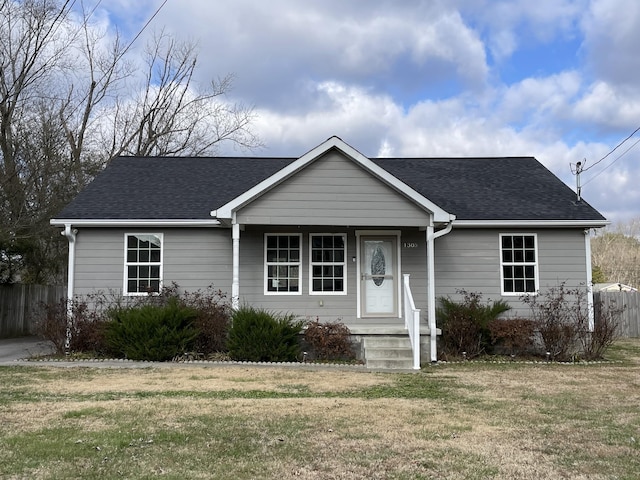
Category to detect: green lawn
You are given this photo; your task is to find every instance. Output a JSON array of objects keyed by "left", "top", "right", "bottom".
[{"left": 1, "top": 339, "right": 639, "bottom": 479}]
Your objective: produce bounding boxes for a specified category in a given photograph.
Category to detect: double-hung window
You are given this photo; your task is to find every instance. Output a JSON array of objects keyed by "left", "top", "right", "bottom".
[
  {"left": 265, "top": 234, "right": 301, "bottom": 294},
  {"left": 124, "top": 233, "right": 163, "bottom": 295},
  {"left": 310, "top": 234, "right": 346, "bottom": 294},
  {"left": 500, "top": 234, "right": 538, "bottom": 294}
]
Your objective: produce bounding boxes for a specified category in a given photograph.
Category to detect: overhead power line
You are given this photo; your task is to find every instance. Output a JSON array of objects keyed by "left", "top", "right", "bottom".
[
  {"left": 583, "top": 136, "right": 640, "bottom": 186},
  {"left": 582, "top": 125, "right": 640, "bottom": 173}
]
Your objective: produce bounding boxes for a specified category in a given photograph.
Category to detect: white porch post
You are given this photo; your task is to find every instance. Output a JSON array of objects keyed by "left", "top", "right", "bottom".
[
  {"left": 426, "top": 225, "right": 437, "bottom": 363},
  {"left": 232, "top": 219, "right": 240, "bottom": 310},
  {"left": 585, "top": 229, "right": 595, "bottom": 332}
]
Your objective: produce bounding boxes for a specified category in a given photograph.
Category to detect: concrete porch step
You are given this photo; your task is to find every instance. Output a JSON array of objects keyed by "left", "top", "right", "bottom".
[{"left": 363, "top": 336, "right": 416, "bottom": 370}]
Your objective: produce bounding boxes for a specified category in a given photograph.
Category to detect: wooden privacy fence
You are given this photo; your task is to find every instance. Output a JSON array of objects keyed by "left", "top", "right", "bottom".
[
  {"left": 594, "top": 291, "right": 640, "bottom": 338},
  {"left": 0, "top": 284, "right": 66, "bottom": 338}
]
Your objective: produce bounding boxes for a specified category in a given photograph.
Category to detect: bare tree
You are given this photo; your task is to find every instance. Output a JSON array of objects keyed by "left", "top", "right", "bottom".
[
  {"left": 591, "top": 218, "right": 640, "bottom": 289},
  {"left": 106, "top": 30, "right": 261, "bottom": 158},
  {"left": 0, "top": 0, "right": 75, "bottom": 282},
  {"left": 0, "top": 2, "right": 261, "bottom": 284}
]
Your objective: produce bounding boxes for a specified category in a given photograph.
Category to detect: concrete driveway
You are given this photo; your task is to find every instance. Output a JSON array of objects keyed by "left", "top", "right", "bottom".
[{"left": 0, "top": 336, "right": 55, "bottom": 364}]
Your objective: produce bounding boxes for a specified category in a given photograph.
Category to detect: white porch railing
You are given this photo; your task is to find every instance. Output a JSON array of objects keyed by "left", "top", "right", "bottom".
[{"left": 403, "top": 274, "right": 421, "bottom": 370}]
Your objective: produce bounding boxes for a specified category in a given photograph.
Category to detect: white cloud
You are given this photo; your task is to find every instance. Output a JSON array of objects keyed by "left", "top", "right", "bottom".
[
  {"left": 581, "top": 0, "right": 640, "bottom": 89},
  {"left": 86, "top": 0, "right": 640, "bottom": 222}
]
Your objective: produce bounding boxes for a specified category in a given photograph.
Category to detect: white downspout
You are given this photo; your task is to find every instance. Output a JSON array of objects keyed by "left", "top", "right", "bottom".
[
  {"left": 584, "top": 228, "right": 594, "bottom": 332},
  {"left": 231, "top": 215, "right": 240, "bottom": 310},
  {"left": 426, "top": 219, "right": 455, "bottom": 363},
  {"left": 62, "top": 224, "right": 77, "bottom": 351}
]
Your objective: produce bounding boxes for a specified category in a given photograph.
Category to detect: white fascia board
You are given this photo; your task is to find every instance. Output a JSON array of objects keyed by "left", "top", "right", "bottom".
[
  {"left": 453, "top": 219, "right": 610, "bottom": 228},
  {"left": 50, "top": 218, "right": 222, "bottom": 227},
  {"left": 213, "top": 136, "right": 453, "bottom": 223}
]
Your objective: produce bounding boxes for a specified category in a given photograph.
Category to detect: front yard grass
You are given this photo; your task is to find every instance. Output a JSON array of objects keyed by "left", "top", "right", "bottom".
[{"left": 1, "top": 339, "right": 639, "bottom": 479}]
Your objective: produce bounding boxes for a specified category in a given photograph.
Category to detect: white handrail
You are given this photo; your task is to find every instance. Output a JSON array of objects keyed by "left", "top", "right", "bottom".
[{"left": 403, "top": 274, "right": 421, "bottom": 370}]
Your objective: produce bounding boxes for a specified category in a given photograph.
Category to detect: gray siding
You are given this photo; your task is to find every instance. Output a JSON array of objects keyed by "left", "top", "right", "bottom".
[
  {"left": 70, "top": 225, "right": 591, "bottom": 328},
  {"left": 434, "top": 228, "right": 589, "bottom": 316},
  {"left": 236, "top": 151, "right": 431, "bottom": 226},
  {"left": 236, "top": 226, "right": 428, "bottom": 327},
  {"left": 73, "top": 228, "right": 232, "bottom": 297}
]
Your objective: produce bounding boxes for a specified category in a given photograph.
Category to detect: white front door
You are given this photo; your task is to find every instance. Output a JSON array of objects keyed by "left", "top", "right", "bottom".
[{"left": 360, "top": 236, "right": 398, "bottom": 317}]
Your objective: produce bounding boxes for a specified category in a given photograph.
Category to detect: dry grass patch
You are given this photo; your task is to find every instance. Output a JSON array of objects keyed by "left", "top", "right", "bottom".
[{"left": 0, "top": 339, "right": 639, "bottom": 479}]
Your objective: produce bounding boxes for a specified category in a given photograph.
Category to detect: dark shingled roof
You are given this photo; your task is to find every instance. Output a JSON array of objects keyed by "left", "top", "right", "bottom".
[{"left": 54, "top": 155, "right": 605, "bottom": 222}]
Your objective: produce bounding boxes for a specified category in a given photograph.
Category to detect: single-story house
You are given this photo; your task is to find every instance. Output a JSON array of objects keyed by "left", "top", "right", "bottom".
[{"left": 51, "top": 136, "right": 607, "bottom": 368}]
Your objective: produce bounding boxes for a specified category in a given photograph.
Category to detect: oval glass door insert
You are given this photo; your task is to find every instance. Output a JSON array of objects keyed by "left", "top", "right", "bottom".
[{"left": 371, "top": 245, "right": 386, "bottom": 286}]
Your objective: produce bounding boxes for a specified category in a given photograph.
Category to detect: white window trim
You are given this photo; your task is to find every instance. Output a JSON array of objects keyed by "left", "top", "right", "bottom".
[
  {"left": 308, "top": 233, "right": 347, "bottom": 296},
  {"left": 499, "top": 233, "right": 539, "bottom": 296},
  {"left": 123, "top": 233, "right": 164, "bottom": 296},
  {"left": 264, "top": 233, "right": 303, "bottom": 296}
]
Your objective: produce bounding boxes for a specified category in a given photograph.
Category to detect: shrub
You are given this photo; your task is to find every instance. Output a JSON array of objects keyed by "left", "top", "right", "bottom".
[
  {"left": 105, "top": 297, "right": 198, "bottom": 361},
  {"left": 228, "top": 306, "right": 303, "bottom": 362},
  {"left": 32, "top": 297, "right": 111, "bottom": 355},
  {"left": 488, "top": 318, "right": 536, "bottom": 357},
  {"left": 181, "top": 287, "right": 231, "bottom": 354},
  {"left": 32, "top": 298, "right": 69, "bottom": 354},
  {"left": 579, "top": 295, "right": 623, "bottom": 360},
  {"left": 437, "top": 290, "right": 511, "bottom": 359},
  {"left": 522, "top": 282, "right": 623, "bottom": 361},
  {"left": 304, "top": 319, "right": 354, "bottom": 361}
]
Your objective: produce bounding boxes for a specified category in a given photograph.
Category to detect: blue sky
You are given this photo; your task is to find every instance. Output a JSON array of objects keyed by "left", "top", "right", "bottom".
[{"left": 85, "top": 0, "right": 640, "bottom": 223}]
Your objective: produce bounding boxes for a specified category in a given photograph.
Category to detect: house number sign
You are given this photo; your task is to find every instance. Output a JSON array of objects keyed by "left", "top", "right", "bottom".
[{"left": 403, "top": 242, "right": 418, "bottom": 248}]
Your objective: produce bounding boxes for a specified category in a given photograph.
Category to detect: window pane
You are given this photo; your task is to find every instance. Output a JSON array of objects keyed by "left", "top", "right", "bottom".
[
  {"left": 525, "top": 280, "right": 535, "bottom": 292},
  {"left": 128, "top": 236, "right": 139, "bottom": 248},
  {"left": 150, "top": 266, "right": 160, "bottom": 278},
  {"left": 334, "top": 279, "right": 343, "bottom": 291},
  {"left": 278, "top": 236, "right": 289, "bottom": 248},
  {"left": 335, "top": 266, "right": 343, "bottom": 277},
  {"left": 267, "top": 236, "right": 277, "bottom": 248},
  {"left": 150, "top": 280, "right": 160, "bottom": 292},
  {"left": 323, "top": 250, "right": 333, "bottom": 262},
  {"left": 127, "top": 251, "right": 137, "bottom": 262},
  {"left": 514, "top": 236, "right": 524, "bottom": 248},
  {"left": 514, "top": 266, "right": 524, "bottom": 278},
  {"left": 139, "top": 250, "right": 149, "bottom": 262},
  {"left": 290, "top": 236, "right": 300, "bottom": 248},
  {"left": 313, "top": 279, "right": 322, "bottom": 291},
  {"left": 289, "top": 279, "right": 298, "bottom": 292},
  {"left": 504, "top": 279, "right": 513, "bottom": 292},
  {"left": 323, "top": 279, "right": 334, "bottom": 291},
  {"left": 128, "top": 266, "right": 137, "bottom": 278},
  {"left": 515, "top": 279, "right": 525, "bottom": 292},
  {"left": 503, "top": 266, "right": 513, "bottom": 279},
  {"left": 334, "top": 236, "right": 344, "bottom": 248},
  {"left": 150, "top": 250, "right": 161, "bottom": 262},
  {"left": 525, "top": 250, "right": 535, "bottom": 262},
  {"left": 289, "top": 250, "right": 299, "bottom": 261},
  {"left": 334, "top": 250, "right": 344, "bottom": 262},
  {"left": 312, "top": 250, "right": 322, "bottom": 262},
  {"left": 524, "top": 236, "right": 534, "bottom": 248},
  {"left": 502, "top": 250, "right": 512, "bottom": 262},
  {"left": 139, "top": 266, "right": 149, "bottom": 278},
  {"left": 128, "top": 280, "right": 138, "bottom": 292},
  {"left": 290, "top": 266, "right": 299, "bottom": 277},
  {"left": 502, "top": 236, "right": 512, "bottom": 248},
  {"left": 312, "top": 236, "right": 322, "bottom": 248},
  {"left": 312, "top": 265, "right": 322, "bottom": 276},
  {"left": 266, "top": 250, "right": 277, "bottom": 262},
  {"left": 514, "top": 250, "right": 524, "bottom": 262}
]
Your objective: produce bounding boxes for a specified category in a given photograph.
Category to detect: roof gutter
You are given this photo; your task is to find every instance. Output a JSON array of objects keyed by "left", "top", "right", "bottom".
[
  {"left": 50, "top": 219, "right": 222, "bottom": 227},
  {"left": 453, "top": 219, "right": 609, "bottom": 228}
]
